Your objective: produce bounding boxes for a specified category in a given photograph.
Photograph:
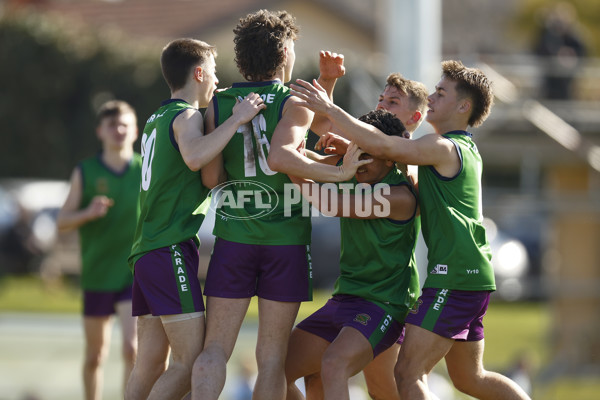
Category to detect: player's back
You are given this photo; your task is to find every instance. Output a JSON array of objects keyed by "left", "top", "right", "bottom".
[{"left": 211, "top": 81, "right": 311, "bottom": 246}]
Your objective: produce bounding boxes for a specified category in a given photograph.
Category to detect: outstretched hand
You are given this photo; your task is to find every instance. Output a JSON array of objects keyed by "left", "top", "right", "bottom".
[
  {"left": 290, "top": 79, "right": 333, "bottom": 115},
  {"left": 319, "top": 50, "right": 345, "bottom": 81},
  {"left": 339, "top": 142, "right": 372, "bottom": 181},
  {"left": 232, "top": 92, "right": 266, "bottom": 124}
]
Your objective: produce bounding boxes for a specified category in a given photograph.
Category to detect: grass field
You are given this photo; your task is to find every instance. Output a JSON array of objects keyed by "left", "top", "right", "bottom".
[{"left": 1, "top": 274, "right": 599, "bottom": 399}]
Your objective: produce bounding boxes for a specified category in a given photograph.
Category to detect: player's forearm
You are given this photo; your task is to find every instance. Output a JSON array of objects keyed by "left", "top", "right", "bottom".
[
  {"left": 56, "top": 209, "right": 92, "bottom": 232},
  {"left": 326, "top": 105, "right": 395, "bottom": 160},
  {"left": 317, "top": 76, "right": 337, "bottom": 101},
  {"left": 268, "top": 148, "right": 346, "bottom": 183},
  {"left": 200, "top": 155, "right": 227, "bottom": 189},
  {"left": 304, "top": 149, "right": 325, "bottom": 162},
  {"left": 308, "top": 114, "right": 333, "bottom": 137},
  {"left": 184, "top": 117, "right": 243, "bottom": 171},
  {"left": 305, "top": 150, "right": 342, "bottom": 167},
  {"left": 310, "top": 75, "right": 338, "bottom": 135}
]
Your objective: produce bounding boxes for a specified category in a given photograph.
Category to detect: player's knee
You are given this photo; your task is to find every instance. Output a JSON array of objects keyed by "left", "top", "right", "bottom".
[
  {"left": 256, "top": 356, "right": 284, "bottom": 375},
  {"left": 451, "top": 377, "right": 473, "bottom": 395},
  {"left": 201, "top": 343, "right": 226, "bottom": 361},
  {"left": 394, "top": 371, "right": 406, "bottom": 394},
  {"left": 448, "top": 369, "right": 478, "bottom": 395},
  {"left": 366, "top": 387, "right": 387, "bottom": 400},
  {"left": 304, "top": 372, "right": 321, "bottom": 388},
  {"left": 84, "top": 351, "right": 105, "bottom": 370},
  {"left": 284, "top": 363, "right": 302, "bottom": 384},
  {"left": 256, "top": 348, "right": 286, "bottom": 374},
  {"left": 394, "top": 360, "right": 406, "bottom": 381},
  {"left": 147, "top": 360, "right": 168, "bottom": 382},
  {"left": 84, "top": 357, "right": 102, "bottom": 370},
  {"left": 320, "top": 352, "right": 347, "bottom": 382},
  {"left": 303, "top": 373, "right": 324, "bottom": 398},
  {"left": 192, "top": 355, "right": 209, "bottom": 377},
  {"left": 193, "top": 345, "right": 225, "bottom": 374},
  {"left": 366, "top": 379, "right": 398, "bottom": 400},
  {"left": 369, "top": 392, "right": 397, "bottom": 400},
  {"left": 394, "top": 363, "right": 416, "bottom": 394},
  {"left": 122, "top": 342, "right": 137, "bottom": 364},
  {"left": 168, "top": 358, "right": 194, "bottom": 381},
  {"left": 132, "top": 356, "right": 168, "bottom": 381}
]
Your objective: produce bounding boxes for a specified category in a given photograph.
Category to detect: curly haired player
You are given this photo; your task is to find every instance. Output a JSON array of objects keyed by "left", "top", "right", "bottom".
[{"left": 191, "top": 10, "right": 367, "bottom": 400}]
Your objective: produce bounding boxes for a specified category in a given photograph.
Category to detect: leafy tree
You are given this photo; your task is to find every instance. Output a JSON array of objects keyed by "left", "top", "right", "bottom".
[
  {"left": 0, "top": 10, "right": 169, "bottom": 179},
  {"left": 0, "top": 9, "right": 350, "bottom": 180}
]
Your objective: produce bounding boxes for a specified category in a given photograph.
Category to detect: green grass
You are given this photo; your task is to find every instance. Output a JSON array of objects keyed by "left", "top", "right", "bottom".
[
  {"left": 2, "top": 274, "right": 599, "bottom": 399},
  {"left": 0, "top": 274, "right": 81, "bottom": 313}
]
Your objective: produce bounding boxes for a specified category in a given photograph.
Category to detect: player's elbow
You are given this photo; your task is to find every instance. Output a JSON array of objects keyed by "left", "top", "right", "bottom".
[
  {"left": 182, "top": 154, "right": 202, "bottom": 172},
  {"left": 182, "top": 147, "right": 215, "bottom": 172},
  {"left": 267, "top": 149, "right": 286, "bottom": 173},
  {"left": 56, "top": 223, "right": 70, "bottom": 234},
  {"left": 55, "top": 217, "right": 75, "bottom": 233},
  {"left": 188, "top": 163, "right": 202, "bottom": 173}
]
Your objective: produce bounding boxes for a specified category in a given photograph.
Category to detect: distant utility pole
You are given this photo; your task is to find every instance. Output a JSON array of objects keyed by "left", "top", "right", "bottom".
[
  {"left": 379, "top": 0, "right": 441, "bottom": 283},
  {"left": 380, "top": 0, "right": 441, "bottom": 138}
]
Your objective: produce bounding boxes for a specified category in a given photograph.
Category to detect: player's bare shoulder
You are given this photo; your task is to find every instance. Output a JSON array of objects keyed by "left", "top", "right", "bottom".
[
  {"left": 173, "top": 107, "right": 205, "bottom": 143},
  {"left": 283, "top": 93, "right": 311, "bottom": 114},
  {"left": 419, "top": 132, "right": 461, "bottom": 176}
]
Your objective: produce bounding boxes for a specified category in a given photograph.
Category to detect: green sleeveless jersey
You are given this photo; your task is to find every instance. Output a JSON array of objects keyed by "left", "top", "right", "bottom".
[
  {"left": 418, "top": 131, "right": 495, "bottom": 291},
  {"left": 212, "top": 80, "right": 311, "bottom": 245},
  {"left": 78, "top": 154, "right": 141, "bottom": 291},
  {"left": 129, "top": 100, "right": 210, "bottom": 268},
  {"left": 334, "top": 168, "right": 420, "bottom": 322}
]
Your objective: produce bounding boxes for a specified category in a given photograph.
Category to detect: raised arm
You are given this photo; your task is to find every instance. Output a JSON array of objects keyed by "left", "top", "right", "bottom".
[
  {"left": 290, "top": 79, "right": 455, "bottom": 170},
  {"left": 310, "top": 51, "right": 346, "bottom": 136},
  {"left": 175, "top": 93, "right": 265, "bottom": 172}
]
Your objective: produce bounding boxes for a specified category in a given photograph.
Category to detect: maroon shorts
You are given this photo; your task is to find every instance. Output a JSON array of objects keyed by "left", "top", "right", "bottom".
[
  {"left": 296, "top": 294, "right": 404, "bottom": 357},
  {"left": 404, "top": 288, "right": 490, "bottom": 341},
  {"left": 132, "top": 239, "right": 205, "bottom": 316},
  {"left": 83, "top": 285, "right": 132, "bottom": 317},
  {"left": 203, "top": 238, "right": 312, "bottom": 302}
]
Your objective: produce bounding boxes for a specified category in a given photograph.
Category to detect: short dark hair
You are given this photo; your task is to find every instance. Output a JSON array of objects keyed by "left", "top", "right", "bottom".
[
  {"left": 358, "top": 109, "right": 407, "bottom": 137},
  {"left": 441, "top": 60, "right": 494, "bottom": 127},
  {"left": 233, "top": 9, "right": 299, "bottom": 81},
  {"left": 96, "top": 100, "right": 136, "bottom": 124},
  {"left": 161, "top": 38, "right": 216, "bottom": 92}
]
